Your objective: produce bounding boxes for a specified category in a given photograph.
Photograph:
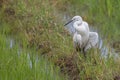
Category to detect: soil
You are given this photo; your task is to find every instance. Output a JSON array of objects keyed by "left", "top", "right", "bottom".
[
  {"left": 112, "top": 41, "right": 120, "bottom": 53},
  {"left": 114, "top": 75, "right": 120, "bottom": 80},
  {"left": 55, "top": 53, "right": 80, "bottom": 80}
]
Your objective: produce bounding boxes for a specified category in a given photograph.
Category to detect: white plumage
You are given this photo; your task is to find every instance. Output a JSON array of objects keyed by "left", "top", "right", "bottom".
[{"left": 64, "top": 16, "right": 98, "bottom": 54}]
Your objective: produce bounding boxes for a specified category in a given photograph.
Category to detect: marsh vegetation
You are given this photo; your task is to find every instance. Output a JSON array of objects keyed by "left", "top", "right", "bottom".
[{"left": 0, "top": 0, "right": 120, "bottom": 80}]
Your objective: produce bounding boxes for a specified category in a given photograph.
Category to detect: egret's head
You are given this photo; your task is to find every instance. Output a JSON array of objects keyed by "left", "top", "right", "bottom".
[
  {"left": 72, "top": 16, "right": 82, "bottom": 22},
  {"left": 64, "top": 15, "right": 83, "bottom": 26}
]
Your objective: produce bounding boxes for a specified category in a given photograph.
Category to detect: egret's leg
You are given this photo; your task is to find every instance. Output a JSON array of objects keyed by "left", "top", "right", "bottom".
[
  {"left": 75, "top": 43, "right": 81, "bottom": 52},
  {"left": 83, "top": 47, "right": 86, "bottom": 58}
]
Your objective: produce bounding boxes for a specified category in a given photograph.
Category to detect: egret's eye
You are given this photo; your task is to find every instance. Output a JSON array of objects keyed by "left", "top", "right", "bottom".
[{"left": 72, "top": 19, "right": 75, "bottom": 21}]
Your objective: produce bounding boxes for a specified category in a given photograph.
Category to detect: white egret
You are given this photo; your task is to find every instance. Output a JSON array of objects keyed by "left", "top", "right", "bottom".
[{"left": 64, "top": 16, "right": 98, "bottom": 55}]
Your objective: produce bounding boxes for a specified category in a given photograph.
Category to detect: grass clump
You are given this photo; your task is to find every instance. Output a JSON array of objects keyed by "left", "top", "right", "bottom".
[{"left": 0, "top": 34, "right": 67, "bottom": 80}]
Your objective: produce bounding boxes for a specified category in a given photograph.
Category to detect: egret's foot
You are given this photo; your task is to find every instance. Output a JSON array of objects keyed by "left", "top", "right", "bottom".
[
  {"left": 83, "top": 52, "right": 86, "bottom": 58},
  {"left": 76, "top": 47, "right": 81, "bottom": 52}
]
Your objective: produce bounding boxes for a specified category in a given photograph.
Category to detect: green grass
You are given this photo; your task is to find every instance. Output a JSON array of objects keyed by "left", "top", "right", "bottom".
[
  {"left": 0, "top": 0, "right": 120, "bottom": 80},
  {"left": 0, "top": 34, "right": 67, "bottom": 80},
  {"left": 76, "top": 50, "right": 120, "bottom": 80}
]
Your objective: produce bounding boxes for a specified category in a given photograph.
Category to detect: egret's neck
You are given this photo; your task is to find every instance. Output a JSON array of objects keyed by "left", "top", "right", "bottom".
[{"left": 73, "top": 21, "right": 89, "bottom": 36}]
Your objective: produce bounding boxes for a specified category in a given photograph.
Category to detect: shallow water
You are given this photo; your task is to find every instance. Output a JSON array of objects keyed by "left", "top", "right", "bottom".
[{"left": 8, "top": 39, "right": 34, "bottom": 69}]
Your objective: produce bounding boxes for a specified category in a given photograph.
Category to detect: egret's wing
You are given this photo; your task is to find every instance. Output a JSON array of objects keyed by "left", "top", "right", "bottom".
[
  {"left": 64, "top": 22, "right": 76, "bottom": 36},
  {"left": 85, "top": 32, "right": 98, "bottom": 51},
  {"left": 89, "top": 32, "right": 98, "bottom": 46},
  {"left": 73, "top": 33, "right": 82, "bottom": 51}
]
